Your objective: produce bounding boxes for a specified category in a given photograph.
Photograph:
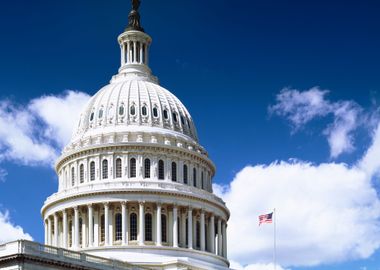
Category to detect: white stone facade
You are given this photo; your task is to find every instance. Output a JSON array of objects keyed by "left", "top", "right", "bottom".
[{"left": 40, "top": 3, "right": 230, "bottom": 269}]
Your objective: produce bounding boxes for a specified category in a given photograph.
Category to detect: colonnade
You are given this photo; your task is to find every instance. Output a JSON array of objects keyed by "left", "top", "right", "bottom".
[{"left": 44, "top": 201, "right": 228, "bottom": 258}]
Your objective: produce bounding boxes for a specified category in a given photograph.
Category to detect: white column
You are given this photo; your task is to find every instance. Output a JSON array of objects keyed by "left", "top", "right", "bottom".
[
  {"left": 222, "top": 221, "right": 227, "bottom": 258},
  {"left": 200, "top": 210, "right": 205, "bottom": 251},
  {"left": 217, "top": 217, "right": 222, "bottom": 256},
  {"left": 187, "top": 207, "right": 193, "bottom": 249},
  {"left": 47, "top": 218, "right": 52, "bottom": 245},
  {"left": 122, "top": 201, "right": 128, "bottom": 245},
  {"left": 121, "top": 43, "right": 125, "bottom": 66},
  {"left": 109, "top": 208, "right": 114, "bottom": 245},
  {"left": 133, "top": 41, "right": 137, "bottom": 63},
  {"left": 181, "top": 211, "right": 186, "bottom": 247},
  {"left": 139, "top": 201, "right": 145, "bottom": 245},
  {"left": 94, "top": 210, "right": 99, "bottom": 247},
  {"left": 127, "top": 42, "right": 131, "bottom": 63},
  {"left": 210, "top": 214, "right": 215, "bottom": 253},
  {"left": 104, "top": 203, "right": 109, "bottom": 246},
  {"left": 74, "top": 207, "right": 79, "bottom": 249},
  {"left": 88, "top": 204, "right": 93, "bottom": 247},
  {"left": 139, "top": 42, "right": 143, "bottom": 64},
  {"left": 54, "top": 214, "right": 58, "bottom": 246},
  {"left": 82, "top": 212, "right": 87, "bottom": 248},
  {"left": 173, "top": 205, "right": 178, "bottom": 248},
  {"left": 156, "top": 204, "right": 162, "bottom": 246},
  {"left": 62, "top": 210, "right": 68, "bottom": 248},
  {"left": 44, "top": 220, "right": 48, "bottom": 245}
]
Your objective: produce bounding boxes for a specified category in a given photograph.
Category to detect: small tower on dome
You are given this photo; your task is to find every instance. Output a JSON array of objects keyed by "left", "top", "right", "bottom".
[{"left": 113, "top": 0, "right": 157, "bottom": 83}]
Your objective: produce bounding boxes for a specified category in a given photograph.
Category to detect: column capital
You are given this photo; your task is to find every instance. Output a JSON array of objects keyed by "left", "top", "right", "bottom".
[
  {"left": 121, "top": 201, "right": 127, "bottom": 206},
  {"left": 61, "top": 209, "right": 67, "bottom": 215},
  {"left": 73, "top": 206, "right": 79, "bottom": 211},
  {"left": 138, "top": 201, "right": 145, "bottom": 206},
  {"left": 87, "top": 203, "right": 93, "bottom": 208},
  {"left": 103, "top": 202, "right": 109, "bottom": 207},
  {"left": 156, "top": 202, "right": 162, "bottom": 208}
]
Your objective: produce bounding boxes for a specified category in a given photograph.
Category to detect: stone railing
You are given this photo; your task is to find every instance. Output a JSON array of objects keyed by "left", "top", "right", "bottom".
[
  {"left": 0, "top": 240, "right": 148, "bottom": 270},
  {"left": 44, "top": 180, "right": 226, "bottom": 207}
]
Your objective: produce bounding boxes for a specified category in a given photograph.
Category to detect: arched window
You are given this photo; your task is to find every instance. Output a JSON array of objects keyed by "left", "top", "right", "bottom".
[
  {"left": 118, "top": 104, "right": 125, "bottom": 116},
  {"left": 130, "top": 213, "right": 137, "bottom": 241},
  {"left": 71, "top": 167, "right": 75, "bottom": 186},
  {"left": 98, "top": 108, "right": 103, "bottom": 119},
  {"left": 115, "top": 213, "right": 122, "bottom": 241},
  {"left": 130, "top": 105, "right": 136, "bottom": 115},
  {"left": 90, "top": 111, "right": 94, "bottom": 122},
  {"left": 161, "top": 214, "right": 167, "bottom": 242},
  {"left": 193, "top": 168, "right": 197, "bottom": 187},
  {"left": 158, "top": 160, "right": 164, "bottom": 180},
  {"left": 129, "top": 158, "right": 136, "bottom": 178},
  {"left": 79, "top": 218, "right": 83, "bottom": 246},
  {"left": 153, "top": 107, "right": 158, "bottom": 118},
  {"left": 144, "top": 159, "right": 150, "bottom": 178},
  {"left": 68, "top": 220, "right": 73, "bottom": 247},
  {"left": 171, "top": 162, "right": 177, "bottom": 182},
  {"left": 163, "top": 109, "right": 168, "bottom": 120},
  {"left": 172, "top": 112, "right": 178, "bottom": 122},
  {"left": 142, "top": 105, "right": 148, "bottom": 116},
  {"left": 145, "top": 213, "right": 152, "bottom": 241},
  {"left": 116, "top": 158, "right": 122, "bottom": 178},
  {"left": 90, "top": 161, "right": 95, "bottom": 181},
  {"left": 102, "top": 159, "right": 108, "bottom": 179},
  {"left": 181, "top": 115, "right": 185, "bottom": 125},
  {"left": 196, "top": 221, "right": 200, "bottom": 249},
  {"left": 100, "top": 215, "right": 105, "bottom": 243},
  {"left": 201, "top": 171, "right": 204, "bottom": 189},
  {"left": 79, "top": 164, "right": 84, "bottom": 183},
  {"left": 183, "top": 164, "right": 188, "bottom": 184}
]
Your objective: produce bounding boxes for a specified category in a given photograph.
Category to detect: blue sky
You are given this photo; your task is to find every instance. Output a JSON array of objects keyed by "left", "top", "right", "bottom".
[{"left": 1, "top": 1, "right": 380, "bottom": 269}]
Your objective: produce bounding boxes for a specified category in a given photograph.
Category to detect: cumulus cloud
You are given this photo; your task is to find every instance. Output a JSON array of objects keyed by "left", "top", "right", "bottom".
[
  {"left": 269, "top": 87, "right": 363, "bottom": 158},
  {"left": 0, "top": 91, "right": 90, "bottom": 166},
  {"left": 217, "top": 122, "right": 380, "bottom": 268},
  {"left": 230, "top": 261, "right": 288, "bottom": 270},
  {"left": 0, "top": 210, "right": 33, "bottom": 244}
]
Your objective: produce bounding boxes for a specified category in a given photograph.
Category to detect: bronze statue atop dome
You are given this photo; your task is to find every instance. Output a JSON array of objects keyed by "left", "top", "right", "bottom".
[{"left": 126, "top": 0, "right": 144, "bottom": 32}]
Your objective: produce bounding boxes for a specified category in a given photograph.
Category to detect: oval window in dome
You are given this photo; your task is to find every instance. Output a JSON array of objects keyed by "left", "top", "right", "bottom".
[
  {"left": 172, "top": 112, "right": 178, "bottom": 122},
  {"left": 142, "top": 105, "right": 148, "bottom": 116},
  {"left": 119, "top": 104, "right": 125, "bottom": 115},
  {"left": 130, "top": 105, "right": 136, "bottom": 115},
  {"left": 90, "top": 111, "right": 94, "bottom": 122},
  {"left": 153, "top": 107, "right": 158, "bottom": 118},
  {"left": 163, "top": 109, "right": 168, "bottom": 120},
  {"left": 98, "top": 108, "right": 104, "bottom": 119}
]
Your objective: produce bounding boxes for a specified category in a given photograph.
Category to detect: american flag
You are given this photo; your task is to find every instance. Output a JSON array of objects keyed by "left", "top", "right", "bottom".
[{"left": 259, "top": 212, "right": 273, "bottom": 226}]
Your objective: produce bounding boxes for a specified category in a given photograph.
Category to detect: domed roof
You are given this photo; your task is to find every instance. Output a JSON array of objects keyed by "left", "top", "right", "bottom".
[{"left": 72, "top": 78, "right": 198, "bottom": 144}]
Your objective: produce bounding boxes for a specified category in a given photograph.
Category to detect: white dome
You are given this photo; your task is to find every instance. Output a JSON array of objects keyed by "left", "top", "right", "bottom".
[{"left": 72, "top": 78, "right": 198, "bottom": 145}]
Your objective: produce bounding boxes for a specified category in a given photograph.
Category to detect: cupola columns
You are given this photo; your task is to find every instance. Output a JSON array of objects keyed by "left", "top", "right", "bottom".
[{"left": 116, "top": 0, "right": 153, "bottom": 80}]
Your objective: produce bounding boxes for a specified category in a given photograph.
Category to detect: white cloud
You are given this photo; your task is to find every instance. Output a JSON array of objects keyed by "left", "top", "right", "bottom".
[
  {"left": 0, "top": 91, "right": 90, "bottom": 166},
  {"left": 217, "top": 123, "right": 380, "bottom": 268},
  {"left": 0, "top": 210, "right": 33, "bottom": 244},
  {"left": 230, "top": 261, "right": 288, "bottom": 270},
  {"left": 29, "top": 91, "right": 90, "bottom": 148},
  {"left": 269, "top": 87, "right": 363, "bottom": 158},
  {"left": 0, "top": 168, "right": 7, "bottom": 182}
]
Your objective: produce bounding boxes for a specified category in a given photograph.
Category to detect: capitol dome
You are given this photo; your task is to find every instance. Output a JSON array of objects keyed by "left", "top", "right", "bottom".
[
  {"left": 42, "top": 2, "right": 230, "bottom": 270},
  {"left": 72, "top": 79, "right": 198, "bottom": 144}
]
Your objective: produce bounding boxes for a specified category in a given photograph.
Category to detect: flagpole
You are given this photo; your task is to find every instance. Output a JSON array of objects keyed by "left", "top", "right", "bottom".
[{"left": 273, "top": 208, "right": 276, "bottom": 270}]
